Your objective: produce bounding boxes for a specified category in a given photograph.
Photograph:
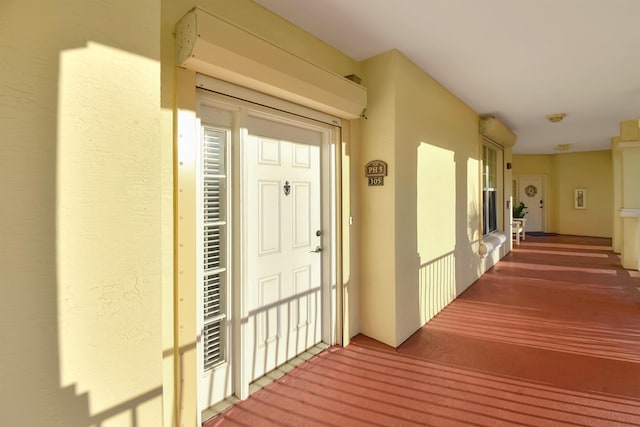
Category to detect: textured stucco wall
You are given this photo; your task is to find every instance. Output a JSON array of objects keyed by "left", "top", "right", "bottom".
[
  {"left": 394, "top": 51, "right": 481, "bottom": 346},
  {"left": 0, "top": 1, "right": 164, "bottom": 425},
  {"left": 360, "top": 50, "right": 483, "bottom": 347},
  {"left": 359, "top": 51, "right": 398, "bottom": 346},
  {"left": 553, "top": 151, "right": 612, "bottom": 238}
]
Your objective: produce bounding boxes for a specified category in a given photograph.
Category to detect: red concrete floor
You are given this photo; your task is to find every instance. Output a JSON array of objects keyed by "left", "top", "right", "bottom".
[{"left": 205, "top": 235, "right": 640, "bottom": 426}]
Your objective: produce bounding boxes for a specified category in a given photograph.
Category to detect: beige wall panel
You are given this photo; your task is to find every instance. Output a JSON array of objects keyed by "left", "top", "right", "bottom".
[
  {"left": 619, "top": 119, "right": 640, "bottom": 141},
  {"left": 621, "top": 148, "right": 640, "bottom": 209},
  {"left": 359, "top": 50, "right": 484, "bottom": 347},
  {"left": 553, "top": 151, "right": 613, "bottom": 238},
  {"left": 393, "top": 51, "right": 481, "bottom": 345},
  {"left": 359, "top": 51, "right": 398, "bottom": 346},
  {"left": 1, "top": 0, "right": 163, "bottom": 426},
  {"left": 512, "top": 154, "right": 555, "bottom": 176}
]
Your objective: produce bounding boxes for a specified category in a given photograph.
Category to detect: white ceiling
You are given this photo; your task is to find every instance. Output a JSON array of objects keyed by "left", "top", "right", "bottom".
[{"left": 255, "top": 0, "right": 640, "bottom": 154}]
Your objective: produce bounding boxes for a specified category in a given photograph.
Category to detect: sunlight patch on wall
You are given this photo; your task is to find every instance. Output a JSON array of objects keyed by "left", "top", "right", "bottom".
[
  {"left": 56, "top": 41, "right": 161, "bottom": 423},
  {"left": 417, "top": 142, "right": 456, "bottom": 260},
  {"left": 417, "top": 142, "right": 456, "bottom": 323}
]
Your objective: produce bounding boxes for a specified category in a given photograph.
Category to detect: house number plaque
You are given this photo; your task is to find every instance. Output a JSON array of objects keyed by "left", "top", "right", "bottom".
[{"left": 365, "top": 160, "right": 388, "bottom": 186}]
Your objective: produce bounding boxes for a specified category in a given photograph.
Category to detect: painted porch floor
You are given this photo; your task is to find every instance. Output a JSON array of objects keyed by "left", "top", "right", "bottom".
[{"left": 204, "top": 235, "right": 640, "bottom": 426}]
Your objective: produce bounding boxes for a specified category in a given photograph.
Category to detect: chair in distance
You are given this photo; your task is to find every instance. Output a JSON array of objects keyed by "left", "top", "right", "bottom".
[{"left": 512, "top": 220, "right": 524, "bottom": 245}]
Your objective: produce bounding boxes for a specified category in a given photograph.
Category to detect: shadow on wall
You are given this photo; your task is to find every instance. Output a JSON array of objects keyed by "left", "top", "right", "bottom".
[
  {"left": 1, "top": 1, "right": 167, "bottom": 424},
  {"left": 418, "top": 251, "right": 456, "bottom": 324}
]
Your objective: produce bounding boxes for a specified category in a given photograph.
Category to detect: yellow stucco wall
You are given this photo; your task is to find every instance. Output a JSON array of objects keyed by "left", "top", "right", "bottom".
[
  {"left": 358, "top": 51, "right": 398, "bottom": 346},
  {"left": 554, "top": 151, "right": 613, "bottom": 238},
  {"left": 1, "top": 1, "right": 164, "bottom": 426},
  {"left": 394, "top": 51, "right": 481, "bottom": 345},
  {"left": 513, "top": 151, "right": 613, "bottom": 237},
  {"left": 360, "top": 50, "right": 483, "bottom": 347},
  {"left": 621, "top": 148, "right": 640, "bottom": 208}
]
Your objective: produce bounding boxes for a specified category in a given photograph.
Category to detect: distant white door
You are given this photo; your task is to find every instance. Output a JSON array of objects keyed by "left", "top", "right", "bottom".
[
  {"left": 245, "top": 119, "right": 323, "bottom": 381},
  {"left": 518, "top": 175, "right": 544, "bottom": 232}
]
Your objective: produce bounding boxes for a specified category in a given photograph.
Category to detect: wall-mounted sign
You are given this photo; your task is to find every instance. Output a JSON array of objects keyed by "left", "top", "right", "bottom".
[
  {"left": 368, "top": 176, "right": 384, "bottom": 186},
  {"left": 365, "top": 160, "right": 388, "bottom": 186}
]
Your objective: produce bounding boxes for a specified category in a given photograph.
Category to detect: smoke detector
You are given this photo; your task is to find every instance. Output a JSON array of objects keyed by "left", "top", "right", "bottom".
[{"left": 546, "top": 113, "right": 567, "bottom": 123}]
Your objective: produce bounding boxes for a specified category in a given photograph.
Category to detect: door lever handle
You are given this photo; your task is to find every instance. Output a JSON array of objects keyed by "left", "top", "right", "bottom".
[{"left": 310, "top": 246, "right": 323, "bottom": 253}]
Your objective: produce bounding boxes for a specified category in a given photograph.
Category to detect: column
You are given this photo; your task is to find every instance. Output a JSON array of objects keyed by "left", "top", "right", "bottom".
[{"left": 617, "top": 119, "right": 640, "bottom": 271}]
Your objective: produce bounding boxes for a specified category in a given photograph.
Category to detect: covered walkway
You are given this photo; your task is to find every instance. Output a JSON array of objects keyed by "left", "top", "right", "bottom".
[{"left": 206, "top": 235, "right": 640, "bottom": 426}]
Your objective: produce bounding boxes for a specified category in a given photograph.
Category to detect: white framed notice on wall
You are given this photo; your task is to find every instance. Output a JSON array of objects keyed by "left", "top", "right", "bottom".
[{"left": 574, "top": 188, "right": 587, "bottom": 209}]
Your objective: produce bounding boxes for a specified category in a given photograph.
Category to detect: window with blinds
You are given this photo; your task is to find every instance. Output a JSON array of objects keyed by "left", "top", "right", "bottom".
[
  {"left": 201, "top": 126, "right": 228, "bottom": 370},
  {"left": 482, "top": 144, "right": 498, "bottom": 235}
]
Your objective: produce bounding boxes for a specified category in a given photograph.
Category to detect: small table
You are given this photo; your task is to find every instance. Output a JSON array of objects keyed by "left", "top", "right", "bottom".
[{"left": 514, "top": 218, "right": 526, "bottom": 240}]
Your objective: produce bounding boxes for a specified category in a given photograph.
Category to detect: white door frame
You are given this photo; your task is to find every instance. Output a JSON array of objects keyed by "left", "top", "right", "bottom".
[
  {"left": 240, "top": 108, "right": 335, "bottom": 394},
  {"left": 195, "top": 79, "right": 342, "bottom": 406},
  {"left": 514, "top": 174, "right": 546, "bottom": 232}
]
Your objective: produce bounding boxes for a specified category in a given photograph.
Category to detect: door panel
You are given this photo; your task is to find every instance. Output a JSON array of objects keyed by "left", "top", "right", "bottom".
[
  {"left": 518, "top": 175, "right": 544, "bottom": 232},
  {"left": 293, "top": 182, "right": 311, "bottom": 247},
  {"left": 258, "top": 180, "right": 281, "bottom": 254},
  {"left": 196, "top": 89, "right": 337, "bottom": 409},
  {"left": 245, "top": 130, "right": 322, "bottom": 381}
]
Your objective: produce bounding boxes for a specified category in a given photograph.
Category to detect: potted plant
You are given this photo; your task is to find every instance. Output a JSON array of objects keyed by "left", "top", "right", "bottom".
[{"left": 513, "top": 201, "right": 528, "bottom": 218}]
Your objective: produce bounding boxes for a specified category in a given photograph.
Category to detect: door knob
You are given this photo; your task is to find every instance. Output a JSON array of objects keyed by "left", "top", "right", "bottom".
[{"left": 310, "top": 246, "right": 322, "bottom": 253}]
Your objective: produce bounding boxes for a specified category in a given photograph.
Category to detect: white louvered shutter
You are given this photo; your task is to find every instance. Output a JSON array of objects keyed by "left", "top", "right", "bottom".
[{"left": 202, "top": 127, "right": 228, "bottom": 370}]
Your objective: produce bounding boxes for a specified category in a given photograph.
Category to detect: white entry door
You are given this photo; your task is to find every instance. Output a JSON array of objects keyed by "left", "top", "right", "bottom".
[
  {"left": 518, "top": 175, "right": 544, "bottom": 232},
  {"left": 244, "top": 117, "right": 323, "bottom": 381}
]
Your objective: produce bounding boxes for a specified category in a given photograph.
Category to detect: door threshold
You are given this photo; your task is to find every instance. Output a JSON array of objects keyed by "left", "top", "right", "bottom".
[{"left": 201, "top": 396, "right": 241, "bottom": 424}]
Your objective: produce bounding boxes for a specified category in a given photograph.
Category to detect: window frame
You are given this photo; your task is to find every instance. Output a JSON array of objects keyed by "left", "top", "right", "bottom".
[{"left": 482, "top": 140, "right": 504, "bottom": 236}]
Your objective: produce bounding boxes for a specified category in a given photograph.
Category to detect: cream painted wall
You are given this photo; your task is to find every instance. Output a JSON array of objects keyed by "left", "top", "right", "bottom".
[
  {"left": 553, "top": 151, "right": 612, "bottom": 238},
  {"left": 1, "top": 1, "right": 164, "bottom": 426},
  {"left": 360, "top": 50, "right": 483, "bottom": 347},
  {"left": 621, "top": 148, "right": 640, "bottom": 208},
  {"left": 513, "top": 152, "right": 613, "bottom": 238},
  {"left": 394, "top": 51, "right": 481, "bottom": 345},
  {"left": 358, "top": 51, "right": 398, "bottom": 346}
]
